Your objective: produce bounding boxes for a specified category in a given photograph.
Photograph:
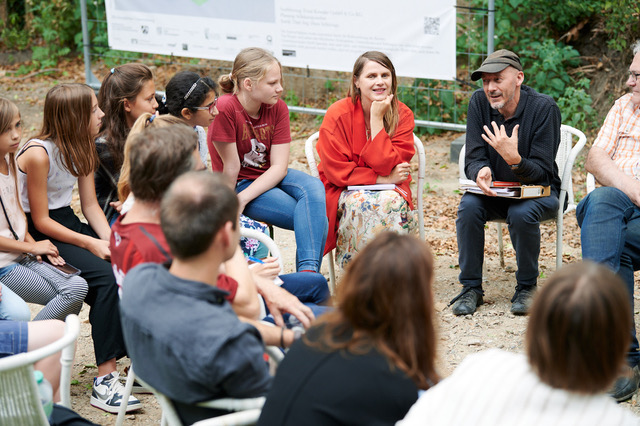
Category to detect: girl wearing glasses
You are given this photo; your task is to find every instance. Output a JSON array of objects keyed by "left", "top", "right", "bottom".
[
  {"left": 160, "top": 71, "right": 218, "bottom": 166},
  {"left": 96, "top": 63, "right": 158, "bottom": 225},
  {"left": 208, "top": 47, "right": 328, "bottom": 273}
]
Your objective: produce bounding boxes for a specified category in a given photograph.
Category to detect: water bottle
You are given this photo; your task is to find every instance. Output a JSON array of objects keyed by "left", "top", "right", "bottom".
[{"left": 34, "top": 370, "right": 53, "bottom": 419}]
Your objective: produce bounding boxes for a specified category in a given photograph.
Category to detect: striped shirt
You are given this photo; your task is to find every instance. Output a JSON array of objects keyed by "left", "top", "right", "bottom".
[
  {"left": 397, "top": 349, "right": 640, "bottom": 426},
  {"left": 593, "top": 93, "right": 640, "bottom": 178}
]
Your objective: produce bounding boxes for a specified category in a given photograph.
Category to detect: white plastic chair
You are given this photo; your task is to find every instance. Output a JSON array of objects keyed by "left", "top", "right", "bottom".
[
  {"left": 240, "top": 228, "right": 284, "bottom": 271},
  {"left": 458, "top": 124, "right": 587, "bottom": 270},
  {"left": 136, "top": 347, "right": 282, "bottom": 426},
  {"left": 305, "top": 131, "right": 426, "bottom": 291},
  {"left": 586, "top": 172, "right": 596, "bottom": 194},
  {"left": 116, "top": 230, "right": 285, "bottom": 425},
  {"left": 0, "top": 314, "right": 80, "bottom": 425}
]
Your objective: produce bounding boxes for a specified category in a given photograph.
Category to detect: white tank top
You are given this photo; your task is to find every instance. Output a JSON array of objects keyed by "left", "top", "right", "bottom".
[
  {"left": 0, "top": 155, "right": 27, "bottom": 267},
  {"left": 17, "top": 139, "right": 76, "bottom": 212}
]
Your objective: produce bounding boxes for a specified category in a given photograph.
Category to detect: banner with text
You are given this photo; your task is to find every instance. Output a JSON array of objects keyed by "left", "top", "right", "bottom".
[{"left": 105, "top": 0, "right": 456, "bottom": 80}]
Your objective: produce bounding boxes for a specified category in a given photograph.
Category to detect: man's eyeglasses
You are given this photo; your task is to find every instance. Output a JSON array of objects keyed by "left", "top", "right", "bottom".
[
  {"left": 192, "top": 97, "right": 218, "bottom": 115},
  {"left": 629, "top": 71, "right": 640, "bottom": 82}
]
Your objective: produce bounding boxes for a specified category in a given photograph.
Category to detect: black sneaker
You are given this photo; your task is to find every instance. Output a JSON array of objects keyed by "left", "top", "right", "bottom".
[
  {"left": 90, "top": 372, "right": 142, "bottom": 413},
  {"left": 609, "top": 365, "right": 640, "bottom": 402},
  {"left": 510, "top": 285, "right": 536, "bottom": 315},
  {"left": 450, "top": 288, "right": 483, "bottom": 316}
]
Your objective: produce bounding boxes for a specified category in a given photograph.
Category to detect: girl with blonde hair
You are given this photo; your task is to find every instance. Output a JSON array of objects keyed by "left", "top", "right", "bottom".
[{"left": 208, "top": 47, "right": 328, "bottom": 273}]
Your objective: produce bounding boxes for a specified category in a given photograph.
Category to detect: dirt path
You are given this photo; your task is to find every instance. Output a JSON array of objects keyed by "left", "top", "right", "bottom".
[{"left": 4, "top": 68, "right": 640, "bottom": 424}]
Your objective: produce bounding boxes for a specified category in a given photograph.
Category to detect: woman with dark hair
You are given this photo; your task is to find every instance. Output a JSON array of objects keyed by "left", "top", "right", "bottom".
[
  {"left": 258, "top": 232, "right": 439, "bottom": 426},
  {"left": 317, "top": 51, "right": 417, "bottom": 268},
  {"left": 398, "top": 262, "right": 640, "bottom": 425}
]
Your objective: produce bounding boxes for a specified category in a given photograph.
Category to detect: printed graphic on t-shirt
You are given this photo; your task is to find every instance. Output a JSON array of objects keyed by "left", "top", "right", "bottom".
[
  {"left": 243, "top": 138, "right": 267, "bottom": 168},
  {"left": 241, "top": 121, "right": 274, "bottom": 169}
]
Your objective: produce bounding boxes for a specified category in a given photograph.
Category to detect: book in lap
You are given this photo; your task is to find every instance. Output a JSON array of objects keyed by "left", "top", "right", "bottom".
[{"left": 459, "top": 179, "right": 550, "bottom": 199}]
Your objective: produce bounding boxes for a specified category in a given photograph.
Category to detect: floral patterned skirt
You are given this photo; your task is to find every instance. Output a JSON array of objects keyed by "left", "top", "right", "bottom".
[
  {"left": 335, "top": 190, "right": 417, "bottom": 268},
  {"left": 239, "top": 214, "right": 269, "bottom": 259}
]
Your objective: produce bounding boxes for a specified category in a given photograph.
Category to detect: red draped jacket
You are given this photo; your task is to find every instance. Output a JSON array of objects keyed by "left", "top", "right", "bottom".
[{"left": 317, "top": 97, "right": 415, "bottom": 254}]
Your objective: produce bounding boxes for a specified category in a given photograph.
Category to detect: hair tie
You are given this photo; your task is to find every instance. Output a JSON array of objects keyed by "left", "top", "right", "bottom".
[
  {"left": 161, "top": 93, "right": 167, "bottom": 105},
  {"left": 110, "top": 68, "right": 115, "bottom": 74},
  {"left": 148, "top": 115, "right": 155, "bottom": 123},
  {"left": 228, "top": 72, "right": 233, "bottom": 80}
]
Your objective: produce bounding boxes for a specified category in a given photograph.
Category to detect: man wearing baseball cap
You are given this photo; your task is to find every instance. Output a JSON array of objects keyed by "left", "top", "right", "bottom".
[{"left": 451, "top": 49, "right": 562, "bottom": 316}]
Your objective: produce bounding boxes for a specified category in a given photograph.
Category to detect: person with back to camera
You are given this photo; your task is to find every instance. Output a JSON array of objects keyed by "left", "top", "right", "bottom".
[
  {"left": 450, "top": 49, "right": 561, "bottom": 316},
  {"left": 112, "top": 124, "right": 313, "bottom": 348},
  {"left": 316, "top": 51, "right": 417, "bottom": 268},
  {"left": 398, "top": 262, "right": 640, "bottom": 425},
  {"left": 16, "top": 83, "right": 141, "bottom": 413},
  {"left": 96, "top": 63, "right": 158, "bottom": 224},
  {"left": 121, "top": 171, "right": 272, "bottom": 425},
  {"left": 160, "top": 70, "right": 270, "bottom": 258},
  {"left": 208, "top": 47, "right": 328, "bottom": 273},
  {"left": 258, "top": 232, "right": 439, "bottom": 426}
]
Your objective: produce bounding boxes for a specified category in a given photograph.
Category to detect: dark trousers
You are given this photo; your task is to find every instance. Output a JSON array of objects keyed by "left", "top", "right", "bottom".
[
  {"left": 456, "top": 192, "right": 558, "bottom": 289},
  {"left": 27, "top": 207, "right": 126, "bottom": 365}
]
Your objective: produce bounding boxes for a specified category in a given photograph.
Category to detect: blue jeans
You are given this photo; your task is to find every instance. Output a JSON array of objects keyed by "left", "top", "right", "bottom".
[
  {"left": 576, "top": 186, "right": 640, "bottom": 367},
  {"left": 0, "top": 282, "right": 31, "bottom": 322},
  {"left": 0, "top": 320, "right": 28, "bottom": 357},
  {"left": 456, "top": 192, "right": 558, "bottom": 290},
  {"left": 237, "top": 169, "right": 328, "bottom": 272},
  {"left": 263, "top": 272, "right": 331, "bottom": 326}
]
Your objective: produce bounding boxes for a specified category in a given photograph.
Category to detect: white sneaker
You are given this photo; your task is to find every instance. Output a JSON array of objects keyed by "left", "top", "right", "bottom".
[{"left": 90, "top": 371, "right": 142, "bottom": 413}]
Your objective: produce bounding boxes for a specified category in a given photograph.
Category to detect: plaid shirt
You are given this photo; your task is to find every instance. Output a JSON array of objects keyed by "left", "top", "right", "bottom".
[{"left": 593, "top": 93, "right": 640, "bottom": 178}]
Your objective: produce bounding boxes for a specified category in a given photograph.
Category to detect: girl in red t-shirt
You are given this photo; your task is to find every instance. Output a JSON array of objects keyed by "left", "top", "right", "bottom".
[{"left": 208, "top": 47, "right": 328, "bottom": 273}]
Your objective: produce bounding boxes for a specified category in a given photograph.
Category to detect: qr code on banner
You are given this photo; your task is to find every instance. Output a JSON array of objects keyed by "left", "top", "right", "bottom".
[{"left": 423, "top": 17, "right": 440, "bottom": 35}]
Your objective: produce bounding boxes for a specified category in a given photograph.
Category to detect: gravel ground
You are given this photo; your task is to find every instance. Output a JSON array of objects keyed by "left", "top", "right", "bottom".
[{"left": 5, "top": 69, "right": 640, "bottom": 424}]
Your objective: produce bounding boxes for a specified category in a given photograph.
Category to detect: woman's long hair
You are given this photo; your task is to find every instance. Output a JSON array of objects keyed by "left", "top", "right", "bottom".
[
  {"left": 348, "top": 51, "right": 400, "bottom": 137},
  {"left": 98, "top": 63, "right": 154, "bottom": 171},
  {"left": 36, "top": 84, "right": 99, "bottom": 177},
  {"left": 310, "top": 232, "right": 439, "bottom": 389}
]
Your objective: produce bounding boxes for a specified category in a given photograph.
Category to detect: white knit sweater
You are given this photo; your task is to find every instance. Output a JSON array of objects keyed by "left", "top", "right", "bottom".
[{"left": 397, "top": 349, "right": 640, "bottom": 426}]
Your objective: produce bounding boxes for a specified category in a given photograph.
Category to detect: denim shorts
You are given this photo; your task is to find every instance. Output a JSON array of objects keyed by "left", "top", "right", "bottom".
[{"left": 0, "top": 320, "right": 28, "bottom": 358}]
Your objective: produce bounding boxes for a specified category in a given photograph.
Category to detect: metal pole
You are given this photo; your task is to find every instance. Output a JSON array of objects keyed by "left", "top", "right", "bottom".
[
  {"left": 80, "top": 0, "right": 99, "bottom": 86},
  {"left": 487, "top": 0, "right": 495, "bottom": 54}
]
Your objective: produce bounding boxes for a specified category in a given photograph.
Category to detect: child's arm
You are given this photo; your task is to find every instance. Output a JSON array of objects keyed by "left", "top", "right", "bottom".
[
  {"left": 78, "top": 174, "right": 111, "bottom": 241},
  {"left": 235, "top": 143, "right": 289, "bottom": 213},
  {"left": 19, "top": 146, "right": 109, "bottom": 259},
  {"left": 212, "top": 141, "right": 242, "bottom": 189}
]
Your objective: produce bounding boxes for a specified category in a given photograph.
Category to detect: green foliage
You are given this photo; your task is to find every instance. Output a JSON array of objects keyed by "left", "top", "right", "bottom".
[
  {"left": 398, "top": 80, "right": 467, "bottom": 135},
  {"left": 25, "top": 0, "right": 80, "bottom": 68},
  {"left": 457, "top": 0, "right": 599, "bottom": 130},
  {"left": 283, "top": 90, "right": 300, "bottom": 120},
  {"left": 600, "top": 0, "right": 640, "bottom": 51}
]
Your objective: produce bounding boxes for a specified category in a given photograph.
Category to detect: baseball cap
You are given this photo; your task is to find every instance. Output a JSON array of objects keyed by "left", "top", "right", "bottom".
[{"left": 471, "top": 49, "right": 523, "bottom": 81}]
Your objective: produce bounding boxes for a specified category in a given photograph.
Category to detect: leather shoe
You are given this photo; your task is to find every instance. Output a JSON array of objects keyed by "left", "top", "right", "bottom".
[
  {"left": 510, "top": 285, "right": 535, "bottom": 315},
  {"left": 609, "top": 365, "right": 640, "bottom": 402},
  {"left": 451, "top": 288, "right": 483, "bottom": 316}
]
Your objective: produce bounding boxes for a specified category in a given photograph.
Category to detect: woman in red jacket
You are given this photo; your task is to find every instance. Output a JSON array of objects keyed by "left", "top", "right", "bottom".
[{"left": 317, "top": 51, "right": 417, "bottom": 267}]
